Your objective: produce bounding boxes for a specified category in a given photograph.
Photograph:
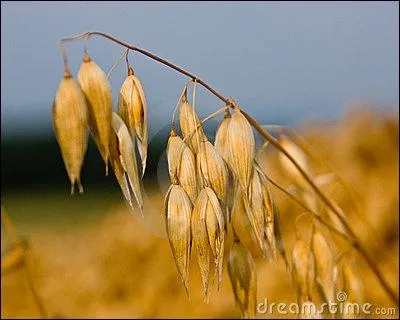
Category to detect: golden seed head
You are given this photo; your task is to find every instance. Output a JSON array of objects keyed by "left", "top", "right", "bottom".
[
  {"left": 166, "top": 130, "right": 198, "bottom": 203},
  {"left": 227, "top": 239, "right": 257, "bottom": 319},
  {"left": 231, "top": 183, "right": 257, "bottom": 250},
  {"left": 164, "top": 184, "right": 192, "bottom": 296},
  {"left": 342, "top": 261, "right": 364, "bottom": 304},
  {"left": 179, "top": 93, "right": 207, "bottom": 154},
  {"left": 197, "top": 140, "right": 229, "bottom": 203},
  {"left": 53, "top": 74, "right": 88, "bottom": 195},
  {"left": 248, "top": 166, "right": 275, "bottom": 257},
  {"left": 227, "top": 108, "right": 255, "bottom": 192},
  {"left": 77, "top": 53, "right": 112, "bottom": 175},
  {"left": 292, "top": 239, "right": 315, "bottom": 303},
  {"left": 111, "top": 112, "right": 143, "bottom": 213},
  {"left": 118, "top": 72, "right": 148, "bottom": 177},
  {"left": 215, "top": 110, "right": 231, "bottom": 165},
  {"left": 311, "top": 231, "right": 335, "bottom": 303},
  {"left": 204, "top": 187, "right": 225, "bottom": 290},
  {"left": 191, "top": 188, "right": 212, "bottom": 301},
  {"left": 192, "top": 187, "right": 225, "bottom": 296},
  {"left": 109, "top": 125, "right": 133, "bottom": 209}
]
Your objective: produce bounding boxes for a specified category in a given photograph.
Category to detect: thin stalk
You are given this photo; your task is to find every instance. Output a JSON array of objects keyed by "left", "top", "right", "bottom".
[
  {"left": 60, "top": 31, "right": 399, "bottom": 304},
  {"left": 106, "top": 48, "right": 129, "bottom": 79}
]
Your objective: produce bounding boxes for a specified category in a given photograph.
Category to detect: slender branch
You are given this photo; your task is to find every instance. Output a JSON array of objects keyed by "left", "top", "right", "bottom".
[
  {"left": 60, "top": 31, "right": 399, "bottom": 304},
  {"left": 62, "top": 31, "right": 228, "bottom": 104},
  {"left": 106, "top": 48, "right": 129, "bottom": 79}
]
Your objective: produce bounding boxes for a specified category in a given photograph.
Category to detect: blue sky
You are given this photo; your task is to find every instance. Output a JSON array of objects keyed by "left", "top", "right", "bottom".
[{"left": 1, "top": 1, "right": 398, "bottom": 138}]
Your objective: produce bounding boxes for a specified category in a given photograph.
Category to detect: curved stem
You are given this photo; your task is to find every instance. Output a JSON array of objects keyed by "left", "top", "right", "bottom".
[
  {"left": 106, "top": 48, "right": 129, "bottom": 79},
  {"left": 67, "top": 31, "right": 229, "bottom": 104},
  {"left": 60, "top": 31, "right": 399, "bottom": 304}
]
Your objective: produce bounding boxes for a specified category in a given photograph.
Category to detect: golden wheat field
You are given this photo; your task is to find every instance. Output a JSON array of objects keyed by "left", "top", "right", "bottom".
[{"left": 1, "top": 106, "right": 399, "bottom": 319}]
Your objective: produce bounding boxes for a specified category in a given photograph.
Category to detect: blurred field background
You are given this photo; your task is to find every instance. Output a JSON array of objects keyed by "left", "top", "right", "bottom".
[{"left": 1, "top": 105, "right": 398, "bottom": 319}]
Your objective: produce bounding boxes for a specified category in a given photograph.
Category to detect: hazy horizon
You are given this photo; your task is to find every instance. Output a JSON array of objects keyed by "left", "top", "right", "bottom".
[{"left": 1, "top": 1, "right": 399, "bottom": 139}]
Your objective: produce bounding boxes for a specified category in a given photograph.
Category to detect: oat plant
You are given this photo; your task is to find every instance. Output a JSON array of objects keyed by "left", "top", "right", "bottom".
[{"left": 53, "top": 31, "right": 399, "bottom": 318}]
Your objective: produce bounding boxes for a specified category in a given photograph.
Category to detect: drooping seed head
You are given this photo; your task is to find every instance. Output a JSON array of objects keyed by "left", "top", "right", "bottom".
[
  {"left": 342, "top": 261, "right": 364, "bottom": 305},
  {"left": 292, "top": 239, "right": 315, "bottom": 303},
  {"left": 109, "top": 127, "right": 133, "bottom": 209},
  {"left": 111, "top": 112, "right": 143, "bottom": 213},
  {"left": 179, "top": 91, "right": 206, "bottom": 154},
  {"left": 312, "top": 231, "right": 335, "bottom": 303},
  {"left": 231, "top": 183, "right": 255, "bottom": 251},
  {"left": 203, "top": 187, "right": 225, "bottom": 290},
  {"left": 255, "top": 165, "right": 276, "bottom": 259},
  {"left": 53, "top": 69, "right": 88, "bottom": 195},
  {"left": 249, "top": 165, "right": 275, "bottom": 258},
  {"left": 227, "top": 107, "right": 255, "bottom": 192},
  {"left": 227, "top": 239, "right": 257, "bottom": 319},
  {"left": 77, "top": 52, "right": 112, "bottom": 175},
  {"left": 164, "top": 184, "right": 192, "bottom": 296},
  {"left": 214, "top": 109, "right": 231, "bottom": 165},
  {"left": 197, "top": 140, "right": 229, "bottom": 204},
  {"left": 118, "top": 67, "right": 148, "bottom": 177},
  {"left": 191, "top": 188, "right": 211, "bottom": 301},
  {"left": 166, "top": 129, "right": 198, "bottom": 203}
]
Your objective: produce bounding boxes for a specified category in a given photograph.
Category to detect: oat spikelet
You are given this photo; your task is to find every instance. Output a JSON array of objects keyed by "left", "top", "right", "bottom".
[
  {"left": 292, "top": 239, "right": 315, "bottom": 303},
  {"left": 191, "top": 189, "right": 211, "bottom": 301},
  {"left": 312, "top": 231, "right": 335, "bottom": 303},
  {"left": 341, "top": 260, "right": 364, "bottom": 319},
  {"left": 164, "top": 184, "right": 192, "bottom": 296},
  {"left": 231, "top": 184, "right": 255, "bottom": 251},
  {"left": 166, "top": 129, "right": 198, "bottom": 203},
  {"left": 109, "top": 121, "right": 133, "bottom": 209},
  {"left": 111, "top": 112, "right": 143, "bottom": 213},
  {"left": 77, "top": 52, "right": 112, "bottom": 175},
  {"left": 203, "top": 187, "right": 225, "bottom": 290},
  {"left": 197, "top": 140, "right": 228, "bottom": 204},
  {"left": 342, "top": 261, "right": 364, "bottom": 304},
  {"left": 53, "top": 69, "right": 88, "bottom": 195},
  {"left": 227, "top": 238, "right": 257, "bottom": 319},
  {"left": 179, "top": 90, "right": 206, "bottom": 154},
  {"left": 255, "top": 165, "right": 276, "bottom": 258},
  {"left": 249, "top": 165, "right": 276, "bottom": 258},
  {"left": 118, "top": 67, "right": 148, "bottom": 177},
  {"left": 215, "top": 109, "right": 231, "bottom": 165},
  {"left": 227, "top": 107, "right": 255, "bottom": 192}
]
